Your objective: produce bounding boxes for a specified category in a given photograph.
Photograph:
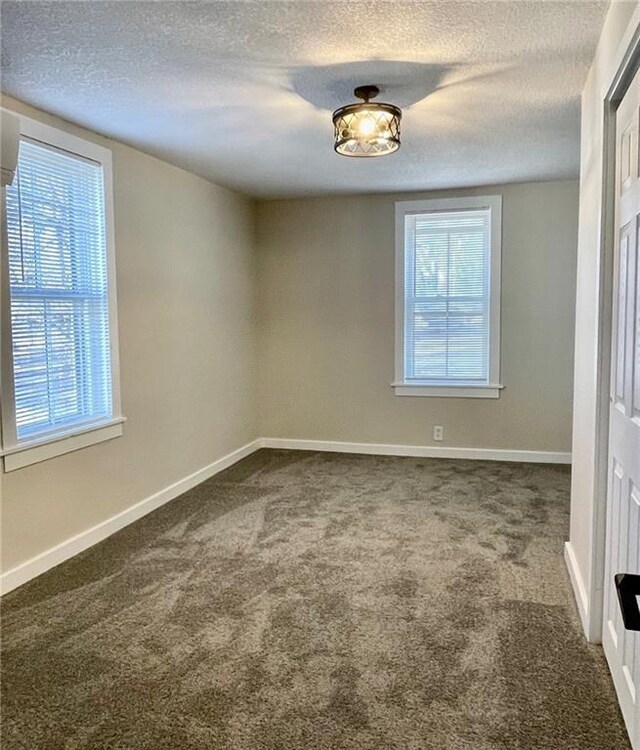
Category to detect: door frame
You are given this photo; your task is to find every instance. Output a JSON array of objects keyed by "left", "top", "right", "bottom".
[{"left": 591, "top": 26, "right": 640, "bottom": 642}]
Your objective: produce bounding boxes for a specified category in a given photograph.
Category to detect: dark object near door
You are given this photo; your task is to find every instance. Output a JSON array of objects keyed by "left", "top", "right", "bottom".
[{"left": 615, "top": 574, "right": 640, "bottom": 631}]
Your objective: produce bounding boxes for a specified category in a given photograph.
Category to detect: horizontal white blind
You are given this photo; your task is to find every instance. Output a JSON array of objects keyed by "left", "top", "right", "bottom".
[
  {"left": 5, "top": 138, "right": 113, "bottom": 441},
  {"left": 404, "top": 209, "right": 491, "bottom": 383}
]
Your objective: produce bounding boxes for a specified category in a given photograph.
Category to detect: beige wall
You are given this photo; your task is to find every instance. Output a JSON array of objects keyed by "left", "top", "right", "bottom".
[
  {"left": 1, "top": 97, "right": 258, "bottom": 573},
  {"left": 568, "top": 0, "right": 640, "bottom": 640},
  {"left": 0, "top": 109, "right": 583, "bottom": 580},
  {"left": 256, "top": 181, "right": 578, "bottom": 452}
]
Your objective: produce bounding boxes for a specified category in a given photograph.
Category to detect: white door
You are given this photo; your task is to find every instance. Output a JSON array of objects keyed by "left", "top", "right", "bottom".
[{"left": 603, "top": 64, "right": 640, "bottom": 750}]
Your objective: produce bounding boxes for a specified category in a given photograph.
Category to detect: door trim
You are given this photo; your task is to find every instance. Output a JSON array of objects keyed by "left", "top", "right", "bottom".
[{"left": 591, "top": 26, "right": 640, "bottom": 642}]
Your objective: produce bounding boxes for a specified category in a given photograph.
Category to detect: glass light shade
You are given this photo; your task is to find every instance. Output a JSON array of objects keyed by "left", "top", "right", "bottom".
[{"left": 332, "top": 102, "right": 401, "bottom": 157}]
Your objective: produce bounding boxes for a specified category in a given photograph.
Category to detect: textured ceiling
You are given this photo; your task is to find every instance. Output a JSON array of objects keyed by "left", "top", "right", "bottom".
[{"left": 1, "top": 1, "right": 609, "bottom": 198}]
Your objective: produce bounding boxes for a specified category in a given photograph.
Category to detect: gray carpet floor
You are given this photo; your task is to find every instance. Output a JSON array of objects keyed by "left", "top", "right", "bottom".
[{"left": 0, "top": 450, "right": 630, "bottom": 749}]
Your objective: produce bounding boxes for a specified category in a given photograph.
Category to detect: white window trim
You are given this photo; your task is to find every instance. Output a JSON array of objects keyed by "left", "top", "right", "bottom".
[
  {"left": 393, "top": 195, "right": 503, "bottom": 398},
  {"left": 0, "top": 111, "right": 124, "bottom": 471}
]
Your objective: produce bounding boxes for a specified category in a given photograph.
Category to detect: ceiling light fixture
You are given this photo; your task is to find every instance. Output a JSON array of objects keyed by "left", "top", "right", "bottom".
[{"left": 332, "top": 85, "right": 401, "bottom": 158}]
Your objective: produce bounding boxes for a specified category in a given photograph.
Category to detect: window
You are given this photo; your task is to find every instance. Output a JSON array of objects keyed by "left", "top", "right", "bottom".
[
  {"left": 393, "top": 196, "right": 502, "bottom": 398},
  {"left": 1, "top": 115, "right": 123, "bottom": 471}
]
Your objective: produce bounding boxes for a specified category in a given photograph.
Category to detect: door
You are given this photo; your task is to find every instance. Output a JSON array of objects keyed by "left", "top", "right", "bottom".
[{"left": 603, "top": 63, "right": 640, "bottom": 750}]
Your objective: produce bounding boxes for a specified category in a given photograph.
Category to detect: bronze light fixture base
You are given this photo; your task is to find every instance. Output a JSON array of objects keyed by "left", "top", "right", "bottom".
[{"left": 332, "top": 85, "right": 402, "bottom": 157}]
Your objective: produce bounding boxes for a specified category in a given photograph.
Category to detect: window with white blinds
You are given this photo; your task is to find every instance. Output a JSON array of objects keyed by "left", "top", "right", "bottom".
[
  {"left": 394, "top": 196, "right": 502, "bottom": 398},
  {"left": 2, "top": 117, "right": 122, "bottom": 468}
]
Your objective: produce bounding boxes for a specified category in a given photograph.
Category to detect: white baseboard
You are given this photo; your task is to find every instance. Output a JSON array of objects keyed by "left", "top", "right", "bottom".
[
  {"left": 0, "top": 439, "right": 261, "bottom": 596},
  {"left": 259, "top": 437, "right": 572, "bottom": 464},
  {"left": 564, "top": 541, "right": 597, "bottom": 641},
  {"left": 1, "top": 436, "right": 572, "bottom": 596}
]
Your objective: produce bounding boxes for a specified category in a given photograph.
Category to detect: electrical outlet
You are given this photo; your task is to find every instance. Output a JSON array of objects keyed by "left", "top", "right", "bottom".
[{"left": 433, "top": 425, "right": 444, "bottom": 442}]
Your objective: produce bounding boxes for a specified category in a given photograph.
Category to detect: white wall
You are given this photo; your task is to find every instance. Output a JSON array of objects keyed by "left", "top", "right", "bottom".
[
  {"left": 0, "top": 97, "right": 258, "bottom": 575},
  {"left": 256, "top": 181, "right": 578, "bottom": 453},
  {"left": 567, "top": 0, "right": 640, "bottom": 640}
]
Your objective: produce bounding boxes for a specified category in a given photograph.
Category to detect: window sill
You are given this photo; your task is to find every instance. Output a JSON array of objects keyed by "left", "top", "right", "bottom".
[
  {"left": 391, "top": 383, "right": 504, "bottom": 399},
  {"left": 2, "top": 417, "right": 126, "bottom": 472}
]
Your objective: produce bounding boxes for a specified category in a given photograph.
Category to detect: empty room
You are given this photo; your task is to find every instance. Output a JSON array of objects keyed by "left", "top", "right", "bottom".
[{"left": 1, "top": 1, "right": 639, "bottom": 748}]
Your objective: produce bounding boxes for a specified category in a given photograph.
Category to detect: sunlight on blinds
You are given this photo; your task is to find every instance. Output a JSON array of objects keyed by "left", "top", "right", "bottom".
[
  {"left": 404, "top": 209, "right": 491, "bottom": 383},
  {"left": 5, "top": 138, "right": 113, "bottom": 440}
]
